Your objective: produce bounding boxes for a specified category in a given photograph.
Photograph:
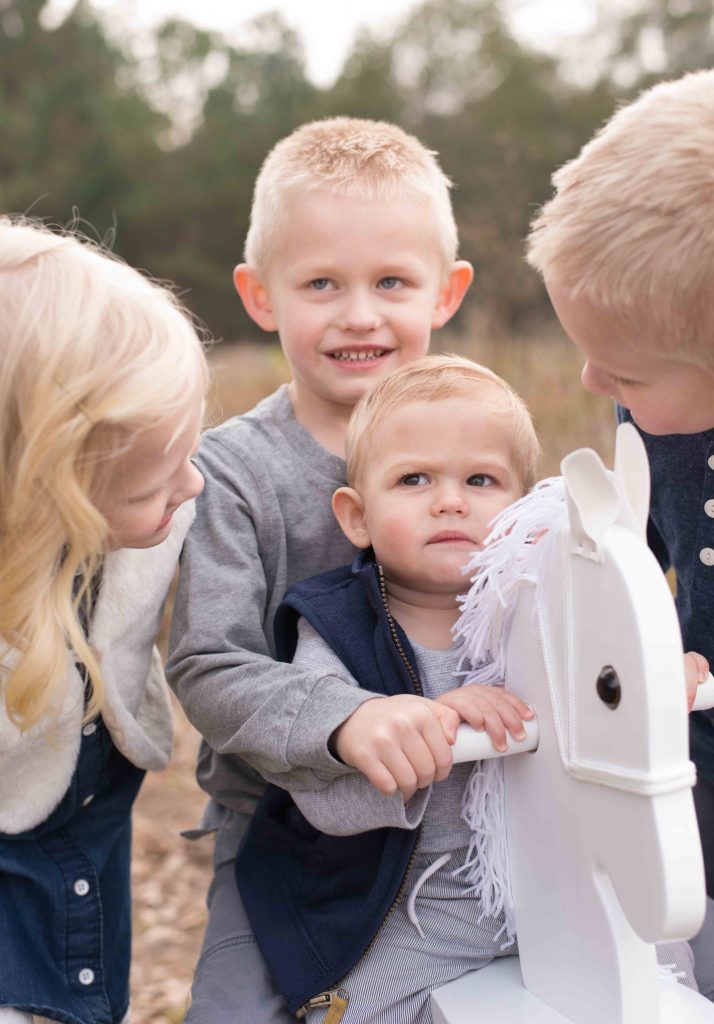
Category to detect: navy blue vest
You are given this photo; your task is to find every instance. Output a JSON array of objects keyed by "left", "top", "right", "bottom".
[{"left": 235, "top": 554, "right": 421, "bottom": 1012}]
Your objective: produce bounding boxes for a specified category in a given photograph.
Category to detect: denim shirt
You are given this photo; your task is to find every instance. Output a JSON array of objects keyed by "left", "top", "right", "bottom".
[
  {"left": 0, "top": 716, "right": 144, "bottom": 1023},
  {"left": 618, "top": 407, "right": 714, "bottom": 783}
]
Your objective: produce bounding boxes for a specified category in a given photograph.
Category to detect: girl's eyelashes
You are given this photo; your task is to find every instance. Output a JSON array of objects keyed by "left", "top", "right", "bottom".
[{"left": 126, "top": 489, "right": 160, "bottom": 505}]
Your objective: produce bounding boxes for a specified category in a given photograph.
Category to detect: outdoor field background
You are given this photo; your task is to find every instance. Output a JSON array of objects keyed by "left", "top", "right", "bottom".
[
  {"left": 130, "top": 329, "right": 618, "bottom": 1023},
  {"left": 4, "top": 0, "right": 712, "bottom": 1019}
]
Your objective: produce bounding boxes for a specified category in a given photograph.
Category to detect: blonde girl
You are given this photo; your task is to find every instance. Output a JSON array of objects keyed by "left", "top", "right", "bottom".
[{"left": 0, "top": 218, "right": 207, "bottom": 1024}]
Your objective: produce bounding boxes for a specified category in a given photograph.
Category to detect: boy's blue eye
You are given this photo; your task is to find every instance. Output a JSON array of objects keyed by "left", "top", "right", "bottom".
[
  {"left": 401, "top": 472, "right": 428, "bottom": 486},
  {"left": 379, "top": 277, "right": 402, "bottom": 290},
  {"left": 310, "top": 278, "right": 331, "bottom": 291},
  {"left": 468, "top": 474, "right": 495, "bottom": 487}
]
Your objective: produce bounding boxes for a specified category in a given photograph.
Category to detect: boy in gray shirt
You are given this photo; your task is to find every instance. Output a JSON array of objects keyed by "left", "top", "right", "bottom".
[{"left": 166, "top": 117, "right": 473, "bottom": 1022}]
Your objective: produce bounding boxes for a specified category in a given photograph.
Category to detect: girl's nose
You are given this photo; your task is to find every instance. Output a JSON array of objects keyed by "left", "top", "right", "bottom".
[{"left": 179, "top": 459, "right": 205, "bottom": 503}]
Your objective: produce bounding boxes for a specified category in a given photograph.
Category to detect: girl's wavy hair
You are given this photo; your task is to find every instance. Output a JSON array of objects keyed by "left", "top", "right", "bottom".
[{"left": 0, "top": 217, "right": 208, "bottom": 731}]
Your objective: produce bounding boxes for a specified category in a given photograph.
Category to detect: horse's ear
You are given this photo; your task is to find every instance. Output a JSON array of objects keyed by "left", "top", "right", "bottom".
[
  {"left": 613, "top": 422, "right": 650, "bottom": 540},
  {"left": 561, "top": 447, "right": 619, "bottom": 561}
]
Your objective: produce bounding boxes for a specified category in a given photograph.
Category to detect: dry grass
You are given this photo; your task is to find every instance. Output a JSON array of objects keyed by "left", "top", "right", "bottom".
[{"left": 130, "top": 328, "right": 617, "bottom": 1022}]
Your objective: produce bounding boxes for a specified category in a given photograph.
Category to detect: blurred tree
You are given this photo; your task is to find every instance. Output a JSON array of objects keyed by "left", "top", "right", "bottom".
[
  {"left": 380, "top": 0, "right": 616, "bottom": 330},
  {"left": 0, "top": 0, "right": 164, "bottom": 248},
  {"left": 137, "top": 12, "right": 318, "bottom": 339},
  {"left": 600, "top": 0, "right": 714, "bottom": 86}
]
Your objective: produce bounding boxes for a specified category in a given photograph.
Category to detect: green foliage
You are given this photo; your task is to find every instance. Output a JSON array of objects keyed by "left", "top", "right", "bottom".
[{"left": 1, "top": 0, "right": 710, "bottom": 340}]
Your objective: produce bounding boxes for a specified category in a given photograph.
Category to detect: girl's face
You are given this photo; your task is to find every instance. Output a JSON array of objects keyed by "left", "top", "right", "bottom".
[{"left": 98, "top": 390, "right": 204, "bottom": 550}]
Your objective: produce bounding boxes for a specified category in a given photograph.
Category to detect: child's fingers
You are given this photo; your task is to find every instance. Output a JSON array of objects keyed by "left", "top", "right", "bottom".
[
  {"left": 431, "top": 701, "right": 461, "bottom": 745},
  {"left": 438, "top": 685, "right": 531, "bottom": 742}
]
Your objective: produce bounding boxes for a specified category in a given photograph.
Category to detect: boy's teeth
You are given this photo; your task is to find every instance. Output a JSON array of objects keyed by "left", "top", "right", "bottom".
[{"left": 332, "top": 349, "right": 386, "bottom": 361}]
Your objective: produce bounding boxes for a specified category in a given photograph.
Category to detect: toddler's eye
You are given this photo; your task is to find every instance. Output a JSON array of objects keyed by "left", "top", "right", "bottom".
[
  {"left": 401, "top": 472, "right": 429, "bottom": 486},
  {"left": 309, "top": 278, "right": 333, "bottom": 291},
  {"left": 468, "top": 474, "right": 495, "bottom": 487},
  {"left": 378, "top": 277, "right": 403, "bottom": 290},
  {"left": 613, "top": 375, "right": 639, "bottom": 388}
]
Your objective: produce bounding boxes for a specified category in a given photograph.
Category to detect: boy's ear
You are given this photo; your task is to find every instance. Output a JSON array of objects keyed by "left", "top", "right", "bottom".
[
  {"left": 332, "top": 487, "right": 371, "bottom": 549},
  {"left": 233, "top": 264, "right": 277, "bottom": 332},
  {"left": 431, "top": 260, "right": 474, "bottom": 330}
]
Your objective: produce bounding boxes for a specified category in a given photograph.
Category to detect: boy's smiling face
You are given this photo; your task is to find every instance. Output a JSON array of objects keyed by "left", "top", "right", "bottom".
[
  {"left": 235, "top": 191, "right": 471, "bottom": 431},
  {"left": 547, "top": 280, "right": 714, "bottom": 435},
  {"left": 334, "top": 394, "right": 523, "bottom": 607}
]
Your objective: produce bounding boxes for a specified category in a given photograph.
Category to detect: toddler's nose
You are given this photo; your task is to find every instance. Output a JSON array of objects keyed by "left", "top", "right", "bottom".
[{"left": 434, "top": 488, "right": 468, "bottom": 516}]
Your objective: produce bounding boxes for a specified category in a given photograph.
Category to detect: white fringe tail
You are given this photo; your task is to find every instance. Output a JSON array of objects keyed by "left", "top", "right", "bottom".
[{"left": 452, "top": 477, "right": 568, "bottom": 947}]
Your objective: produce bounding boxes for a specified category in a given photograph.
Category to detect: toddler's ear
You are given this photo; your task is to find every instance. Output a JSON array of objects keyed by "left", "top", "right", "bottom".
[
  {"left": 432, "top": 260, "right": 474, "bottom": 330},
  {"left": 233, "top": 264, "right": 277, "bottom": 331},
  {"left": 332, "top": 487, "right": 371, "bottom": 548}
]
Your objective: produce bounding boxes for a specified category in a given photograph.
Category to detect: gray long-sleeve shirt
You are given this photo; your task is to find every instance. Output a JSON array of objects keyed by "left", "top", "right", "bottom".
[
  {"left": 291, "top": 620, "right": 475, "bottom": 851},
  {"left": 166, "top": 385, "right": 375, "bottom": 859}
]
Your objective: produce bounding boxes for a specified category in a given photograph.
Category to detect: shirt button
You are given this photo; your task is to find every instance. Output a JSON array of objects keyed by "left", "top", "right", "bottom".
[
  {"left": 78, "top": 968, "right": 95, "bottom": 986},
  {"left": 82, "top": 794, "right": 95, "bottom": 807},
  {"left": 709, "top": 456, "right": 714, "bottom": 471},
  {"left": 74, "top": 879, "right": 90, "bottom": 896},
  {"left": 700, "top": 548, "right": 714, "bottom": 566},
  {"left": 82, "top": 722, "right": 97, "bottom": 737}
]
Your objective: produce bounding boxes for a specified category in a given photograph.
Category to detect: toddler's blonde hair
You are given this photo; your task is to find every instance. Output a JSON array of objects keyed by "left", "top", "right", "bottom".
[
  {"left": 0, "top": 218, "right": 208, "bottom": 730},
  {"left": 526, "top": 69, "right": 714, "bottom": 370},
  {"left": 346, "top": 354, "right": 539, "bottom": 492},
  {"left": 245, "top": 117, "right": 459, "bottom": 275}
]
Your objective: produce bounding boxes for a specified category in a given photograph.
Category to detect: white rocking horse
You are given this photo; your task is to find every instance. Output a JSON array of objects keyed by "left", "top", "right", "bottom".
[{"left": 431, "top": 423, "right": 714, "bottom": 1024}]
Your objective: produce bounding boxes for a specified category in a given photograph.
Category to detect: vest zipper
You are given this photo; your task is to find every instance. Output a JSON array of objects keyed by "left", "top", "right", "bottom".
[
  {"left": 296, "top": 987, "right": 349, "bottom": 1020},
  {"left": 297, "top": 564, "right": 424, "bottom": 1018}
]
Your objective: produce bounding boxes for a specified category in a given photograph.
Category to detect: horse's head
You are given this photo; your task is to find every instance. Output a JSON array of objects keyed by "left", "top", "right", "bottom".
[{"left": 553, "top": 423, "right": 702, "bottom": 940}]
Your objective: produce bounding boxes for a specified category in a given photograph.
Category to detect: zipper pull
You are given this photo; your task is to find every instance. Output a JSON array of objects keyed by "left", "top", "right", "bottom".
[{"left": 297, "top": 988, "right": 349, "bottom": 1021}]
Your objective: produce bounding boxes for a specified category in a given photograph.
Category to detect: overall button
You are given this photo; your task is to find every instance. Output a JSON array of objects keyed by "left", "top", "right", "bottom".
[
  {"left": 78, "top": 968, "right": 95, "bottom": 986},
  {"left": 700, "top": 548, "right": 714, "bottom": 566},
  {"left": 74, "top": 879, "right": 90, "bottom": 896},
  {"left": 82, "top": 722, "right": 97, "bottom": 737},
  {"left": 709, "top": 455, "right": 714, "bottom": 471},
  {"left": 82, "top": 794, "right": 95, "bottom": 807}
]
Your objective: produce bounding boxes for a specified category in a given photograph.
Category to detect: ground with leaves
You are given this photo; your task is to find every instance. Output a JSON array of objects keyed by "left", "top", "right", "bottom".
[{"left": 131, "top": 701, "right": 211, "bottom": 1024}]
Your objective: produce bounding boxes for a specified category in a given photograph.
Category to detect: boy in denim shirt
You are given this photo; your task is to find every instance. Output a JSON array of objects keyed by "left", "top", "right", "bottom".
[{"left": 526, "top": 69, "right": 714, "bottom": 993}]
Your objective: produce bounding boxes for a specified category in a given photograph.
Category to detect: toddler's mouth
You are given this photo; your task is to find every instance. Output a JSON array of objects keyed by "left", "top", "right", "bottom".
[{"left": 428, "top": 531, "right": 475, "bottom": 545}]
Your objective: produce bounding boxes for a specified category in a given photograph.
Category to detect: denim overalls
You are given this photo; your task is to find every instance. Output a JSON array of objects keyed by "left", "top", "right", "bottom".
[{"left": 0, "top": 712, "right": 144, "bottom": 1024}]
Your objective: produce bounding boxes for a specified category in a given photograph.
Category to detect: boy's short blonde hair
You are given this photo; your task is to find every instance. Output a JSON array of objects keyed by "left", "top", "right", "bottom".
[
  {"left": 526, "top": 69, "right": 714, "bottom": 370},
  {"left": 245, "top": 117, "right": 458, "bottom": 275},
  {"left": 346, "top": 354, "right": 539, "bottom": 492}
]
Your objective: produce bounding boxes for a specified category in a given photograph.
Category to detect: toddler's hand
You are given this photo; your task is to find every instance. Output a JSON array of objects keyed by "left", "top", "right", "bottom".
[
  {"left": 436, "top": 683, "right": 535, "bottom": 753},
  {"left": 331, "top": 695, "right": 460, "bottom": 801},
  {"left": 685, "top": 651, "right": 710, "bottom": 712}
]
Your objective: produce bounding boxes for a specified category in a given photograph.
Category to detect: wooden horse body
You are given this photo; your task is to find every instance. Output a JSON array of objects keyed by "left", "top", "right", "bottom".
[{"left": 432, "top": 424, "right": 714, "bottom": 1023}]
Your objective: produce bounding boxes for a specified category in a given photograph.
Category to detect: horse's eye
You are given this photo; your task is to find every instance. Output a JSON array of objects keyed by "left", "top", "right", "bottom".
[{"left": 596, "top": 665, "right": 621, "bottom": 709}]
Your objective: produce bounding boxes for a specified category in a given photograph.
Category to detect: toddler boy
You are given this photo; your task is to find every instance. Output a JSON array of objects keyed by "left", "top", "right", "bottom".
[
  {"left": 237, "top": 355, "right": 537, "bottom": 1021},
  {"left": 525, "top": 68, "right": 714, "bottom": 990},
  {"left": 167, "top": 118, "right": 472, "bottom": 1022}
]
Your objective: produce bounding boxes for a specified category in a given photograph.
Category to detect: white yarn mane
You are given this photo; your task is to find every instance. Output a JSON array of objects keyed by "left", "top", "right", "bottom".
[{"left": 452, "top": 476, "right": 567, "bottom": 946}]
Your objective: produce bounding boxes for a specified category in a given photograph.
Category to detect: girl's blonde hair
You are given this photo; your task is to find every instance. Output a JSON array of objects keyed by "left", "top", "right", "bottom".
[
  {"left": 346, "top": 354, "right": 540, "bottom": 492},
  {"left": 0, "top": 217, "right": 208, "bottom": 731}
]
